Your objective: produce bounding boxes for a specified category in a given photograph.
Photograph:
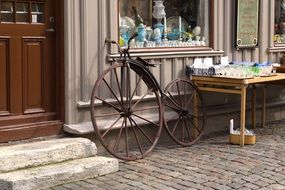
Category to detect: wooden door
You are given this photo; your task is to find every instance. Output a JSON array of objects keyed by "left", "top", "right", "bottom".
[{"left": 0, "top": 0, "right": 63, "bottom": 142}]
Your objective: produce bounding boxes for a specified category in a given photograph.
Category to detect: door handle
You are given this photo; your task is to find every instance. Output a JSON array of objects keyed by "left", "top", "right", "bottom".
[{"left": 45, "top": 28, "right": 55, "bottom": 32}]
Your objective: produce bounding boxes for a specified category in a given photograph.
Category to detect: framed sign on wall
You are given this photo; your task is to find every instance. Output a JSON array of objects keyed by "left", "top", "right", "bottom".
[{"left": 236, "top": 0, "right": 259, "bottom": 49}]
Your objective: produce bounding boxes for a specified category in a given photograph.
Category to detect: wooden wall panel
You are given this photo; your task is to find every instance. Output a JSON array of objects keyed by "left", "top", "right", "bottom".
[
  {"left": 0, "top": 39, "right": 9, "bottom": 115},
  {"left": 75, "top": 0, "right": 285, "bottom": 124},
  {"left": 23, "top": 39, "right": 44, "bottom": 114}
]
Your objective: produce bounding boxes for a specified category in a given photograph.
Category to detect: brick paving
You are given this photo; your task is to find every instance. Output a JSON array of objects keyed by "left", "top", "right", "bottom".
[{"left": 50, "top": 122, "right": 285, "bottom": 190}]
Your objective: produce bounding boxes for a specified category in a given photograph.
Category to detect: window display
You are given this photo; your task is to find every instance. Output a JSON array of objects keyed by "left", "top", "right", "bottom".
[
  {"left": 275, "top": 0, "right": 285, "bottom": 44},
  {"left": 119, "top": 0, "right": 210, "bottom": 49}
]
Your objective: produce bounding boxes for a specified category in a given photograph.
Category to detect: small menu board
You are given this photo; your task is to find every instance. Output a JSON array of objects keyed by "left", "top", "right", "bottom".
[{"left": 236, "top": 0, "right": 259, "bottom": 48}]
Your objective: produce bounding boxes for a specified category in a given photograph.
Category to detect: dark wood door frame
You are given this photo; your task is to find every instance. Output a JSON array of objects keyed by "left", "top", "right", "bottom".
[{"left": 55, "top": 0, "right": 65, "bottom": 123}]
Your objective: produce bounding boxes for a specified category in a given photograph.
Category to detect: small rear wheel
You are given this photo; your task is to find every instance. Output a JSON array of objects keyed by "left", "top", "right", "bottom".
[
  {"left": 90, "top": 63, "right": 163, "bottom": 160},
  {"left": 164, "top": 78, "right": 206, "bottom": 146}
]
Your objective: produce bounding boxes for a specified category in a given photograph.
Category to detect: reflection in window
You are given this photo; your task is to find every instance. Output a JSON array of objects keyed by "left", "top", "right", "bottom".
[
  {"left": 119, "top": 0, "right": 210, "bottom": 48},
  {"left": 16, "top": 2, "right": 29, "bottom": 22},
  {"left": 275, "top": 0, "right": 285, "bottom": 43},
  {"left": 1, "top": 1, "right": 14, "bottom": 22},
  {"left": 31, "top": 3, "right": 44, "bottom": 23}
]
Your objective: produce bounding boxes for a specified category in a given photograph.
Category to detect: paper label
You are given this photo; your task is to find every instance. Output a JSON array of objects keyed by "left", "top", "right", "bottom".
[
  {"left": 204, "top": 58, "right": 213, "bottom": 67},
  {"left": 32, "top": 15, "right": 38, "bottom": 23},
  {"left": 193, "top": 58, "right": 203, "bottom": 67},
  {"left": 221, "top": 56, "right": 229, "bottom": 66}
]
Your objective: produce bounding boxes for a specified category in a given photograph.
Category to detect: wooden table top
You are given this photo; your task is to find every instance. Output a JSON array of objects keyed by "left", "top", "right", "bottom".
[{"left": 191, "top": 73, "right": 285, "bottom": 85}]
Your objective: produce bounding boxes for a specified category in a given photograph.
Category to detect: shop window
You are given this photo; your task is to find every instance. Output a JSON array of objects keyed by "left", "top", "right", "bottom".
[
  {"left": 119, "top": 0, "right": 210, "bottom": 49},
  {"left": 275, "top": 0, "right": 285, "bottom": 44},
  {"left": 0, "top": 0, "right": 44, "bottom": 23}
]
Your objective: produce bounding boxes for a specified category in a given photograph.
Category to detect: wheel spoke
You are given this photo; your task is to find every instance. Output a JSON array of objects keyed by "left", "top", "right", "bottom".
[
  {"left": 171, "top": 114, "right": 182, "bottom": 134},
  {"left": 166, "top": 91, "right": 183, "bottom": 108},
  {"left": 113, "top": 67, "right": 123, "bottom": 104},
  {"left": 184, "top": 82, "right": 187, "bottom": 107},
  {"left": 101, "top": 116, "right": 122, "bottom": 138},
  {"left": 176, "top": 82, "right": 183, "bottom": 106},
  {"left": 95, "top": 112, "right": 123, "bottom": 118},
  {"left": 184, "top": 117, "right": 192, "bottom": 142},
  {"left": 185, "top": 114, "right": 202, "bottom": 134},
  {"left": 129, "top": 117, "right": 154, "bottom": 144},
  {"left": 188, "top": 113, "right": 204, "bottom": 121},
  {"left": 131, "top": 75, "right": 143, "bottom": 102},
  {"left": 103, "top": 78, "right": 124, "bottom": 109},
  {"left": 128, "top": 117, "right": 144, "bottom": 155},
  {"left": 126, "top": 66, "right": 131, "bottom": 111},
  {"left": 181, "top": 117, "right": 185, "bottom": 143},
  {"left": 132, "top": 88, "right": 154, "bottom": 110},
  {"left": 124, "top": 118, "right": 129, "bottom": 157},
  {"left": 132, "top": 106, "right": 160, "bottom": 113},
  {"left": 132, "top": 113, "right": 160, "bottom": 128},
  {"left": 95, "top": 96, "right": 122, "bottom": 112},
  {"left": 164, "top": 103, "right": 181, "bottom": 113},
  {"left": 113, "top": 117, "right": 126, "bottom": 152},
  {"left": 185, "top": 93, "right": 195, "bottom": 108}
]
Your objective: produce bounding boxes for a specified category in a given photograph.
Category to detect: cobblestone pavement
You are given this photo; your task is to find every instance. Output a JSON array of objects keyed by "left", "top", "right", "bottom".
[{"left": 50, "top": 122, "right": 285, "bottom": 190}]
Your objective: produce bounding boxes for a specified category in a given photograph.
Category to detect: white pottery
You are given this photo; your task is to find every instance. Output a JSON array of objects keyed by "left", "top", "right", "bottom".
[
  {"left": 192, "top": 26, "right": 201, "bottom": 36},
  {"left": 152, "top": 0, "right": 166, "bottom": 24}
]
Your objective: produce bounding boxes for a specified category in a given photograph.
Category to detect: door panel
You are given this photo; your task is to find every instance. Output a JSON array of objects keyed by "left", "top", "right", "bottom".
[
  {"left": 23, "top": 38, "right": 44, "bottom": 114},
  {"left": 0, "top": 38, "right": 9, "bottom": 116},
  {"left": 0, "top": 0, "right": 62, "bottom": 142}
]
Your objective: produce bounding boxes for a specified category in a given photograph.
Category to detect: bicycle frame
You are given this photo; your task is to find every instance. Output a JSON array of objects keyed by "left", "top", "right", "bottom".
[{"left": 90, "top": 33, "right": 207, "bottom": 160}]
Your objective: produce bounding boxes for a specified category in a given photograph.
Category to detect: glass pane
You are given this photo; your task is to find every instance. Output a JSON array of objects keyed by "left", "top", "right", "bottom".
[
  {"left": 1, "top": 2, "right": 14, "bottom": 22},
  {"left": 275, "top": 0, "right": 285, "bottom": 44},
  {"left": 31, "top": 13, "right": 43, "bottom": 23},
  {"left": 119, "top": 0, "right": 210, "bottom": 48},
  {"left": 16, "top": 2, "right": 28, "bottom": 12},
  {"left": 1, "top": 2, "right": 13, "bottom": 12},
  {"left": 1, "top": 13, "right": 13, "bottom": 22},
  {"left": 16, "top": 13, "right": 29, "bottom": 22},
  {"left": 31, "top": 3, "right": 44, "bottom": 23},
  {"left": 16, "top": 2, "right": 29, "bottom": 22},
  {"left": 31, "top": 3, "right": 43, "bottom": 13}
]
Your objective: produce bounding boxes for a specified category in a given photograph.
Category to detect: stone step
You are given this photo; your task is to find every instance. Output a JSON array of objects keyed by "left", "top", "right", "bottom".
[
  {"left": 0, "top": 138, "right": 97, "bottom": 172},
  {"left": 0, "top": 156, "right": 119, "bottom": 190}
]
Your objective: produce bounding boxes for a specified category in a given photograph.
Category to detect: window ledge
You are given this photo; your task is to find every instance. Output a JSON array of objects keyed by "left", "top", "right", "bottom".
[
  {"left": 68, "top": 99, "right": 285, "bottom": 135},
  {"left": 108, "top": 49, "right": 224, "bottom": 60},
  {"left": 268, "top": 46, "right": 285, "bottom": 53}
]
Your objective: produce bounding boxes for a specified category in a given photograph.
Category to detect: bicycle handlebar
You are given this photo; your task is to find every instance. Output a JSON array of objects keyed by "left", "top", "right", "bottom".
[
  {"left": 105, "top": 32, "right": 138, "bottom": 55},
  {"left": 126, "top": 32, "right": 138, "bottom": 51}
]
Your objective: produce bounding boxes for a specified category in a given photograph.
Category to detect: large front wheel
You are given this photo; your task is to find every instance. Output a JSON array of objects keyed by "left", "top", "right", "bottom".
[
  {"left": 164, "top": 78, "right": 206, "bottom": 146},
  {"left": 90, "top": 63, "right": 163, "bottom": 160}
]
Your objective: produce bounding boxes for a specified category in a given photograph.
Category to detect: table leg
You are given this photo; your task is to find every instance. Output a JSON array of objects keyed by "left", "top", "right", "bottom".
[
  {"left": 193, "top": 83, "right": 198, "bottom": 138},
  {"left": 262, "top": 85, "right": 267, "bottom": 128},
  {"left": 251, "top": 85, "right": 256, "bottom": 129},
  {"left": 240, "top": 85, "right": 247, "bottom": 146}
]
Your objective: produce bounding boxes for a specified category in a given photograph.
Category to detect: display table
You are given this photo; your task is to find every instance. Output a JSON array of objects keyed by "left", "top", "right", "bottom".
[{"left": 191, "top": 73, "right": 285, "bottom": 146}]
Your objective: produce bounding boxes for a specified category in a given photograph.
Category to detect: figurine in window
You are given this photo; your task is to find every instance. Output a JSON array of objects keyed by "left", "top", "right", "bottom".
[
  {"left": 280, "top": 0, "right": 285, "bottom": 23},
  {"left": 282, "top": 0, "right": 285, "bottom": 11},
  {"left": 153, "top": 28, "right": 162, "bottom": 44},
  {"left": 132, "top": 6, "right": 143, "bottom": 27},
  {"left": 280, "top": 0, "right": 285, "bottom": 35}
]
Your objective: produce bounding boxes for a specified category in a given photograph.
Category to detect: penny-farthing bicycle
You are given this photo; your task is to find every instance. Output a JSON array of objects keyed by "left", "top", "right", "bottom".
[{"left": 90, "top": 33, "right": 206, "bottom": 161}]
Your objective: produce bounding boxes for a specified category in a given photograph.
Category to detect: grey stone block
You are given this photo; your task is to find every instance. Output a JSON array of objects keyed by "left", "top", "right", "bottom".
[
  {"left": 0, "top": 138, "right": 97, "bottom": 172},
  {"left": 0, "top": 156, "right": 119, "bottom": 190}
]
